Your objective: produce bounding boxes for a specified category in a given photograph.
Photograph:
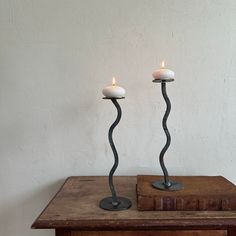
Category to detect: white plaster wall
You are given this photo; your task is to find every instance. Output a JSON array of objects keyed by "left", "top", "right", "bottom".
[{"left": 0, "top": 0, "right": 235, "bottom": 235}]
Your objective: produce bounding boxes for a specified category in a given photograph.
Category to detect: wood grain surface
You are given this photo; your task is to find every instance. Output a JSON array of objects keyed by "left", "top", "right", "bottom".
[
  {"left": 55, "top": 230, "right": 227, "bottom": 236},
  {"left": 32, "top": 176, "right": 236, "bottom": 231}
]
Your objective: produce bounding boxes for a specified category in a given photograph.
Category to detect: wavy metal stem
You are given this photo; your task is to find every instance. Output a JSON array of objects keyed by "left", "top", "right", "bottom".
[
  {"left": 160, "top": 82, "right": 171, "bottom": 187},
  {"left": 108, "top": 98, "right": 121, "bottom": 206}
]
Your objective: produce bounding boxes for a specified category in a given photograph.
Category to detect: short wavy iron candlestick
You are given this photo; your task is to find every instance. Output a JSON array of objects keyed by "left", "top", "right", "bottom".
[{"left": 152, "top": 70, "right": 183, "bottom": 191}]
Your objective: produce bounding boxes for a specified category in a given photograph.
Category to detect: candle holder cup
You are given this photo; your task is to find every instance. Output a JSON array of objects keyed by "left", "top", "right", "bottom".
[
  {"left": 152, "top": 78, "right": 184, "bottom": 191},
  {"left": 100, "top": 97, "right": 132, "bottom": 211}
]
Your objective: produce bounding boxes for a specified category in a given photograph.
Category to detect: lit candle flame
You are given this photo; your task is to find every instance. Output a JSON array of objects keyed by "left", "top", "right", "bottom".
[
  {"left": 112, "top": 77, "right": 116, "bottom": 86},
  {"left": 161, "top": 61, "right": 165, "bottom": 68}
]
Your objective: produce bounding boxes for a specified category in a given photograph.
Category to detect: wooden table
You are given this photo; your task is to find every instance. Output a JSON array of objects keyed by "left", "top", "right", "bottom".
[{"left": 32, "top": 176, "right": 236, "bottom": 236}]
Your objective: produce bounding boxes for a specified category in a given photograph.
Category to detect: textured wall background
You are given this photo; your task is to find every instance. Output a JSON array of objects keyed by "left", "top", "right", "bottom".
[{"left": 0, "top": 0, "right": 236, "bottom": 235}]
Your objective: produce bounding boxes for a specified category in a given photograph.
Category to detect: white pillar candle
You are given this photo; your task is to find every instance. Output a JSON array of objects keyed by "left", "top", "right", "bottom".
[
  {"left": 102, "top": 77, "right": 126, "bottom": 98},
  {"left": 152, "top": 61, "right": 175, "bottom": 80}
]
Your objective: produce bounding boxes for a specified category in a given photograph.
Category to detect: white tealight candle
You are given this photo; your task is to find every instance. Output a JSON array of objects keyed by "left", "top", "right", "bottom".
[
  {"left": 152, "top": 61, "right": 175, "bottom": 80},
  {"left": 102, "top": 77, "right": 126, "bottom": 98}
]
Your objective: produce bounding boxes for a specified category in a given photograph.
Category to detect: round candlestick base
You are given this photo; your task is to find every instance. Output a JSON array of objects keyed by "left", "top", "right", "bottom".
[
  {"left": 152, "top": 180, "right": 184, "bottom": 191},
  {"left": 99, "top": 197, "right": 132, "bottom": 211}
]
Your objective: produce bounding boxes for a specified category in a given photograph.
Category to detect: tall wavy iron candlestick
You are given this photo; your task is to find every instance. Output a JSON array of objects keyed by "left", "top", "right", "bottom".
[
  {"left": 152, "top": 79, "right": 183, "bottom": 191},
  {"left": 108, "top": 98, "right": 121, "bottom": 205},
  {"left": 100, "top": 97, "right": 132, "bottom": 210}
]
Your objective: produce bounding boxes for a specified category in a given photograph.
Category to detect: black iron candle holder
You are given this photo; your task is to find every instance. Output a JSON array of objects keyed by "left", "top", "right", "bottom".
[
  {"left": 152, "top": 78, "right": 184, "bottom": 191},
  {"left": 99, "top": 97, "right": 132, "bottom": 211}
]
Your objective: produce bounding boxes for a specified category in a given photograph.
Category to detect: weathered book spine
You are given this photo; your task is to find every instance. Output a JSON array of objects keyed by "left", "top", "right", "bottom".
[{"left": 137, "top": 196, "right": 236, "bottom": 211}]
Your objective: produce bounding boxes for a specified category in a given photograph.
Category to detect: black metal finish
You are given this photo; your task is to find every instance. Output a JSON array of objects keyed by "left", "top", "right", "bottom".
[
  {"left": 152, "top": 81, "right": 183, "bottom": 191},
  {"left": 153, "top": 78, "right": 174, "bottom": 83},
  {"left": 108, "top": 98, "right": 121, "bottom": 205},
  {"left": 100, "top": 98, "right": 132, "bottom": 211},
  {"left": 152, "top": 180, "right": 183, "bottom": 191},
  {"left": 159, "top": 82, "right": 171, "bottom": 187},
  {"left": 100, "top": 196, "right": 132, "bottom": 211}
]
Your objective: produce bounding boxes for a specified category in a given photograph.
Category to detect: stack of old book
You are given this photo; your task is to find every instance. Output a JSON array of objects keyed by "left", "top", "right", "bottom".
[{"left": 137, "top": 175, "right": 236, "bottom": 211}]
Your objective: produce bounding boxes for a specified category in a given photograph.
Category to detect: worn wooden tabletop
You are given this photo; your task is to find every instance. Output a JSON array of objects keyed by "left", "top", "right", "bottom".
[{"left": 32, "top": 176, "right": 236, "bottom": 230}]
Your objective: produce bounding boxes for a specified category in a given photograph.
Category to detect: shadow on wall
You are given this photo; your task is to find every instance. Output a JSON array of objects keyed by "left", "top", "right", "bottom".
[{"left": 0, "top": 179, "right": 65, "bottom": 236}]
